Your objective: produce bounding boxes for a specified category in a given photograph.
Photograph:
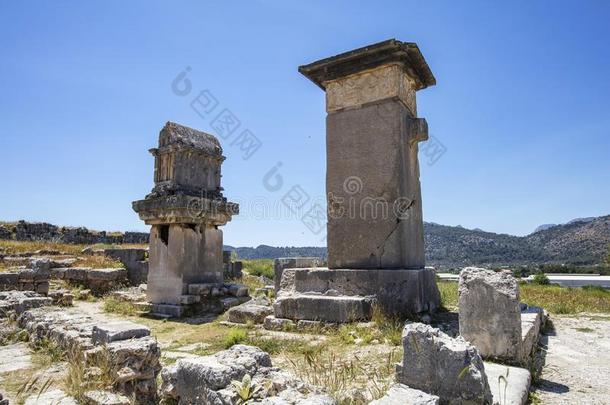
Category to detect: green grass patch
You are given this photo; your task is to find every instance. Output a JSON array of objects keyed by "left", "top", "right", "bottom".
[
  {"left": 436, "top": 281, "right": 610, "bottom": 314},
  {"left": 575, "top": 327, "right": 595, "bottom": 333},
  {"left": 438, "top": 281, "right": 459, "bottom": 310},
  {"left": 242, "top": 259, "right": 274, "bottom": 279},
  {"left": 223, "top": 327, "right": 248, "bottom": 349},
  {"left": 103, "top": 297, "right": 139, "bottom": 316}
]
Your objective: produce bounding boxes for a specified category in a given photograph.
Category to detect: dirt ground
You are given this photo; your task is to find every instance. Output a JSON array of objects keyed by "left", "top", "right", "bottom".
[{"left": 533, "top": 314, "right": 610, "bottom": 404}]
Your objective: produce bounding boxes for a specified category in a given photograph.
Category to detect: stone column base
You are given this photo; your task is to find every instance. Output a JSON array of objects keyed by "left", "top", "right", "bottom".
[{"left": 274, "top": 268, "right": 440, "bottom": 322}]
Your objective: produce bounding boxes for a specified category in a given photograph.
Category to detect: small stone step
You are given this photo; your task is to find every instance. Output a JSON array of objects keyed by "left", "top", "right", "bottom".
[
  {"left": 92, "top": 321, "right": 151, "bottom": 344},
  {"left": 134, "top": 301, "right": 152, "bottom": 311},
  {"left": 180, "top": 295, "right": 201, "bottom": 304},
  {"left": 150, "top": 303, "right": 183, "bottom": 317},
  {"left": 188, "top": 283, "right": 215, "bottom": 295},
  {"left": 274, "top": 294, "right": 374, "bottom": 322}
]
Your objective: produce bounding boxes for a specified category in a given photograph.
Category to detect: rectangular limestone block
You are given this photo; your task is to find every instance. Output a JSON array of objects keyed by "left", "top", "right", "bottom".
[
  {"left": 92, "top": 321, "right": 151, "bottom": 344},
  {"left": 274, "top": 294, "right": 373, "bottom": 323},
  {"left": 35, "top": 281, "right": 50, "bottom": 295},
  {"left": 326, "top": 100, "right": 425, "bottom": 269},
  {"left": 520, "top": 306, "right": 544, "bottom": 363},
  {"left": 325, "top": 64, "right": 417, "bottom": 115},
  {"left": 273, "top": 257, "right": 323, "bottom": 293},
  {"left": 150, "top": 303, "right": 183, "bottom": 317},
  {"left": 147, "top": 224, "right": 223, "bottom": 305},
  {"left": 485, "top": 362, "right": 531, "bottom": 405},
  {"left": 0, "top": 273, "right": 19, "bottom": 285},
  {"left": 86, "top": 268, "right": 127, "bottom": 281},
  {"left": 458, "top": 268, "right": 522, "bottom": 362},
  {"left": 277, "top": 268, "right": 440, "bottom": 316},
  {"left": 65, "top": 268, "right": 89, "bottom": 281}
]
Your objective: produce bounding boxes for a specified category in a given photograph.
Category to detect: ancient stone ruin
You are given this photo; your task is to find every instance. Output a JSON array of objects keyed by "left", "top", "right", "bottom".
[
  {"left": 132, "top": 122, "right": 244, "bottom": 317},
  {"left": 458, "top": 267, "right": 544, "bottom": 364},
  {"left": 272, "top": 39, "right": 441, "bottom": 323}
]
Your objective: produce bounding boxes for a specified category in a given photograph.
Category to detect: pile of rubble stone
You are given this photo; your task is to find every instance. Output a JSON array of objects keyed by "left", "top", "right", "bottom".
[
  {"left": 15, "top": 300, "right": 161, "bottom": 403},
  {"left": 161, "top": 344, "right": 334, "bottom": 404}
]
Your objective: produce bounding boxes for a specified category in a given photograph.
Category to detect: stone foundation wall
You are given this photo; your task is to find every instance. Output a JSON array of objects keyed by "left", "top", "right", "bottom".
[
  {"left": 0, "top": 220, "right": 149, "bottom": 244},
  {"left": 18, "top": 306, "right": 160, "bottom": 403},
  {"left": 0, "top": 269, "right": 50, "bottom": 295},
  {"left": 51, "top": 267, "right": 127, "bottom": 295},
  {"left": 150, "top": 282, "right": 250, "bottom": 317},
  {"left": 102, "top": 248, "right": 149, "bottom": 286}
]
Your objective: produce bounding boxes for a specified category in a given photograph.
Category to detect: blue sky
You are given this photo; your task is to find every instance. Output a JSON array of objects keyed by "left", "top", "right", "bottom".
[{"left": 1, "top": 0, "right": 609, "bottom": 247}]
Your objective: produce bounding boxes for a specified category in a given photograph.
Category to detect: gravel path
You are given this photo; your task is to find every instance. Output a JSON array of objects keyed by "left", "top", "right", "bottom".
[{"left": 534, "top": 314, "right": 610, "bottom": 404}]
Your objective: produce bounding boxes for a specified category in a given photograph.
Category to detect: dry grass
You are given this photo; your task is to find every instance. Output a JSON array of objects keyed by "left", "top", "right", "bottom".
[
  {"left": 103, "top": 297, "right": 140, "bottom": 316},
  {"left": 438, "top": 281, "right": 459, "bottom": 311},
  {"left": 283, "top": 344, "right": 401, "bottom": 403},
  {"left": 72, "top": 255, "right": 123, "bottom": 269},
  {"left": 0, "top": 240, "right": 85, "bottom": 255},
  {"left": 438, "top": 280, "right": 610, "bottom": 314},
  {"left": 0, "top": 240, "right": 147, "bottom": 254},
  {"left": 0, "top": 240, "right": 136, "bottom": 269},
  {"left": 63, "top": 346, "right": 118, "bottom": 401}
]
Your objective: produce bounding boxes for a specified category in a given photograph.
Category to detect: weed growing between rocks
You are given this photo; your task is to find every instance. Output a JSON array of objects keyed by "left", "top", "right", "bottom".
[
  {"left": 64, "top": 345, "right": 117, "bottom": 401},
  {"left": 285, "top": 345, "right": 401, "bottom": 404},
  {"left": 223, "top": 327, "right": 248, "bottom": 348},
  {"left": 0, "top": 315, "right": 29, "bottom": 345},
  {"left": 31, "top": 337, "right": 65, "bottom": 367}
]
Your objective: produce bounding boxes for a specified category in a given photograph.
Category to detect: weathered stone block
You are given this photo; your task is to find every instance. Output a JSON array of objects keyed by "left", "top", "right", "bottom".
[
  {"left": 484, "top": 362, "right": 531, "bottom": 405},
  {"left": 188, "top": 283, "right": 215, "bottom": 295},
  {"left": 273, "top": 257, "right": 323, "bottom": 292},
  {"left": 520, "top": 306, "right": 543, "bottom": 364},
  {"left": 83, "top": 390, "right": 130, "bottom": 405},
  {"left": 36, "top": 281, "right": 50, "bottom": 295},
  {"left": 18, "top": 269, "right": 36, "bottom": 282},
  {"left": 458, "top": 267, "right": 522, "bottom": 361},
  {"left": 370, "top": 384, "right": 439, "bottom": 405},
  {"left": 87, "top": 268, "right": 127, "bottom": 281},
  {"left": 228, "top": 284, "right": 248, "bottom": 297},
  {"left": 147, "top": 224, "right": 223, "bottom": 305},
  {"left": 0, "top": 273, "right": 19, "bottom": 285},
  {"left": 151, "top": 303, "right": 183, "bottom": 317},
  {"left": 92, "top": 321, "right": 151, "bottom": 344},
  {"left": 397, "top": 323, "right": 492, "bottom": 404},
  {"left": 274, "top": 294, "right": 373, "bottom": 323},
  {"left": 65, "top": 267, "right": 89, "bottom": 281},
  {"left": 263, "top": 315, "right": 295, "bottom": 331},
  {"left": 276, "top": 268, "right": 439, "bottom": 319},
  {"left": 176, "top": 345, "right": 272, "bottom": 402},
  {"left": 227, "top": 301, "right": 273, "bottom": 324}
]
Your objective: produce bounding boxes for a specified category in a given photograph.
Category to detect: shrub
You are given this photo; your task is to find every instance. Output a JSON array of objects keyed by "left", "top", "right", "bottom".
[
  {"left": 242, "top": 259, "right": 274, "bottom": 279},
  {"left": 532, "top": 273, "right": 550, "bottom": 285},
  {"left": 223, "top": 328, "right": 247, "bottom": 349}
]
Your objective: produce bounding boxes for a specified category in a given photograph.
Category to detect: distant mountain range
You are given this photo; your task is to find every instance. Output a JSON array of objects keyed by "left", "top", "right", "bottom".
[
  {"left": 225, "top": 215, "right": 610, "bottom": 268},
  {"left": 533, "top": 217, "right": 596, "bottom": 233},
  {"left": 4, "top": 215, "right": 609, "bottom": 269}
]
